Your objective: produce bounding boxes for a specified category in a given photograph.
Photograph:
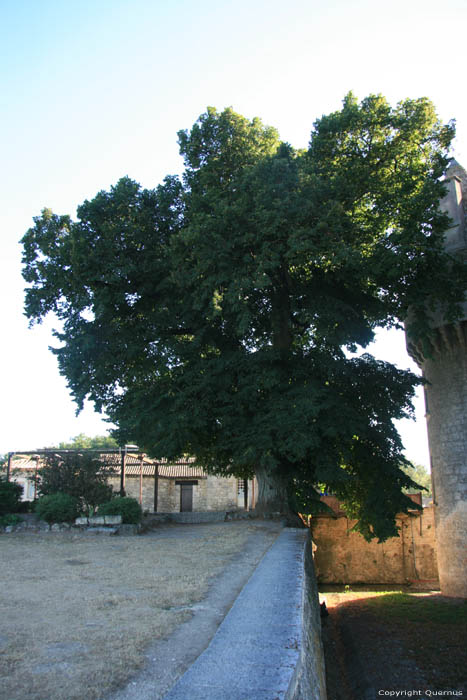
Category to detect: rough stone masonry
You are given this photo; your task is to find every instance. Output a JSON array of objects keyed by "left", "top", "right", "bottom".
[{"left": 406, "top": 160, "right": 467, "bottom": 598}]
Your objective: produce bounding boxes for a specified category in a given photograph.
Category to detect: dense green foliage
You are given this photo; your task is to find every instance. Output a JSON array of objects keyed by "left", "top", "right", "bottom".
[
  {"left": 22, "top": 95, "right": 466, "bottom": 540},
  {"left": 0, "top": 513, "right": 22, "bottom": 527},
  {"left": 98, "top": 497, "right": 142, "bottom": 524},
  {"left": 35, "top": 493, "right": 80, "bottom": 523},
  {"left": 0, "top": 477, "right": 23, "bottom": 516},
  {"left": 37, "top": 453, "right": 114, "bottom": 510}
]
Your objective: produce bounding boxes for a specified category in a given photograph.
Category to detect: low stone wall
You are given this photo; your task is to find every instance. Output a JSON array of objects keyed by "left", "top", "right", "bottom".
[
  {"left": 311, "top": 506, "right": 438, "bottom": 587},
  {"left": 144, "top": 510, "right": 286, "bottom": 525},
  {"left": 74, "top": 515, "right": 141, "bottom": 536},
  {"left": 0, "top": 514, "right": 140, "bottom": 536},
  {"left": 161, "top": 527, "right": 327, "bottom": 700},
  {"left": 286, "top": 531, "right": 327, "bottom": 700},
  {"left": 147, "top": 511, "right": 228, "bottom": 524}
]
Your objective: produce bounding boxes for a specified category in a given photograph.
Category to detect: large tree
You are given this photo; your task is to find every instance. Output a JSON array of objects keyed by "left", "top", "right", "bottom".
[{"left": 21, "top": 95, "right": 466, "bottom": 539}]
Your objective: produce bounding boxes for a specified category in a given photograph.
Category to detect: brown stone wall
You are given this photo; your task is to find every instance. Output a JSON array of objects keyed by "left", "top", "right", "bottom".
[{"left": 311, "top": 506, "right": 438, "bottom": 586}]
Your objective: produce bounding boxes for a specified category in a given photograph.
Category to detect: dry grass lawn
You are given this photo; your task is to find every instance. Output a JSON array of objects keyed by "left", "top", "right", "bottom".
[{"left": 0, "top": 522, "right": 264, "bottom": 700}]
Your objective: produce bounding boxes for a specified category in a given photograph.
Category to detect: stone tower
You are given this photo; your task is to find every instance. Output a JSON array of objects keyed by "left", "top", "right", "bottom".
[{"left": 406, "top": 161, "right": 467, "bottom": 598}]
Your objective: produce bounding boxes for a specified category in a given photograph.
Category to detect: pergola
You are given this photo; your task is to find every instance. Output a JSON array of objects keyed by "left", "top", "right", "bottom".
[{"left": 5, "top": 449, "right": 207, "bottom": 511}]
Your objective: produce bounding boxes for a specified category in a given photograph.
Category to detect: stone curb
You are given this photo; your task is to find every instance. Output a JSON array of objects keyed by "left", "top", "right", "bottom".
[{"left": 161, "top": 528, "right": 309, "bottom": 700}]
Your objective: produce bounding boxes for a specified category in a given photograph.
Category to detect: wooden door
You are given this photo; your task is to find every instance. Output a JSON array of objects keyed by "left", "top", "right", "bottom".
[{"left": 180, "top": 483, "right": 193, "bottom": 512}]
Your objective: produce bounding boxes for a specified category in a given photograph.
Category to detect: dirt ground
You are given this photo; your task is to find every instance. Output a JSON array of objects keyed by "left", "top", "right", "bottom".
[
  {"left": 0, "top": 520, "right": 281, "bottom": 700},
  {"left": 319, "top": 587, "right": 467, "bottom": 700},
  {"left": 5, "top": 523, "right": 465, "bottom": 700}
]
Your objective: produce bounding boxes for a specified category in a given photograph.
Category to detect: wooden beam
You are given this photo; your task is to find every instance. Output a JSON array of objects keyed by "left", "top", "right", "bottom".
[
  {"left": 244, "top": 479, "right": 249, "bottom": 511},
  {"left": 139, "top": 454, "right": 144, "bottom": 506},
  {"left": 153, "top": 464, "right": 159, "bottom": 513},
  {"left": 34, "top": 457, "right": 39, "bottom": 500},
  {"left": 120, "top": 451, "right": 126, "bottom": 496},
  {"left": 6, "top": 453, "right": 12, "bottom": 481}
]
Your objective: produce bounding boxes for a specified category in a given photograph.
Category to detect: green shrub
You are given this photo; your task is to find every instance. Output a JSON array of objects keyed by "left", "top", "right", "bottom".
[
  {"left": 0, "top": 478, "right": 23, "bottom": 516},
  {"left": 38, "top": 453, "right": 114, "bottom": 510},
  {"left": 35, "top": 493, "right": 80, "bottom": 523},
  {"left": 0, "top": 513, "right": 22, "bottom": 527},
  {"left": 15, "top": 499, "right": 36, "bottom": 513},
  {"left": 98, "top": 497, "right": 142, "bottom": 524}
]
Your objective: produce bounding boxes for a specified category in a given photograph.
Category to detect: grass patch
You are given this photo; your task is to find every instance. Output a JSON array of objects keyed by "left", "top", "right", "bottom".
[
  {"left": 320, "top": 587, "right": 467, "bottom": 692},
  {"left": 363, "top": 592, "right": 467, "bottom": 624}
]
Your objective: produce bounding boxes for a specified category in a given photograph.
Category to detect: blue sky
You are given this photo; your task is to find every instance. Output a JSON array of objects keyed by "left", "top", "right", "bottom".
[{"left": 1, "top": 0, "right": 466, "bottom": 463}]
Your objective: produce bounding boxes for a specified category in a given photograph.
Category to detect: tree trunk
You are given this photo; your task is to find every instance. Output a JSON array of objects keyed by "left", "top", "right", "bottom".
[
  {"left": 271, "top": 284, "right": 292, "bottom": 353},
  {"left": 254, "top": 464, "right": 290, "bottom": 514},
  {"left": 254, "top": 465, "right": 306, "bottom": 528}
]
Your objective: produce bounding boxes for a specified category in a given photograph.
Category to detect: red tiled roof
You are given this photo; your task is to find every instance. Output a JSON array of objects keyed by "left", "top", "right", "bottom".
[
  {"left": 7, "top": 454, "right": 207, "bottom": 479},
  {"left": 156, "top": 464, "right": 207, "bottom": 479},
  {"left": 7, "top": 458, "right": 38, "bottom": 470}
]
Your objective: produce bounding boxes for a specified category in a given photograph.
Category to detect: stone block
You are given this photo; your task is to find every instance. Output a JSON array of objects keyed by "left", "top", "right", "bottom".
[
  {"left": 86, "top": 527, "right": 118, "bottom": 536},
  {"left": 75, "top": 517, "right": 88, "bottom": 526},
  {"left": 117, "top": 524, "right": 140, "bottom": 535},
  {"left": 88, "top": 516, "right": 105, "bottom": 525},
  {"left": 103, "top": 515, "right": 122, "bottom": 525}
]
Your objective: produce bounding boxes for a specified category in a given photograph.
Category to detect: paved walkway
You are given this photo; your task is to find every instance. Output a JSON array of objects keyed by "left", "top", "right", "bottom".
[
  {"left": 108, "top": 521, "right": 285, "bottom": 700},
  {"left": 162, "top": 528, "right": 307, "bottom": 700}
]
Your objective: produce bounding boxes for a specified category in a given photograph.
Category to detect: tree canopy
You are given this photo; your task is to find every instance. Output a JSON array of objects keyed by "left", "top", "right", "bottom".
[
  {"left": 49, "top": 434, "right": 119, "bottom": 450},
  {"left": 21, "top": 94, "right": 466, "bottom": 539}
]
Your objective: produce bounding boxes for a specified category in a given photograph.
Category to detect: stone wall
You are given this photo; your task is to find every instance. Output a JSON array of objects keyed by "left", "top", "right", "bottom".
[
  {"left": 204, "top": 475, "right": 238, "bottom": 511},
  {"left": 107, "top": 476, "right": 153, "bottom": 512},
  {"left": 405, "top": 161, "right": 467, "bottom": 597},
  {"left": 423, "top": 340, "right": 467, "bottom": 597},
  {"left": 108, "top": 474, "right": 238, "bottom": 513},
  {"left": 286, "top": 532, "right": 327, "bottom": 700},
  {"left": 311, "top": 506, "right": 438, "bottom": 586}
]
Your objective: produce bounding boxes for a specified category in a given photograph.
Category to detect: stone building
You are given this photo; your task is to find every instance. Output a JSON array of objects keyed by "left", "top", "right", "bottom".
[
  {"left": 5, "top": 452, "right": 256, "bottom": 514},
  {"left": 107, "top": 457, "right": 256, "bottom": 513},
  {"left": 405, "top": 161, "right": 467, "bottom": 598}
]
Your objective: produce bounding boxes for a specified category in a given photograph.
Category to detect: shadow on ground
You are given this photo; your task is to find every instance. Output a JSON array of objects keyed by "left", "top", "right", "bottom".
[{"left": 319, "top": 586, "right": 467, "bottom": 700}]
